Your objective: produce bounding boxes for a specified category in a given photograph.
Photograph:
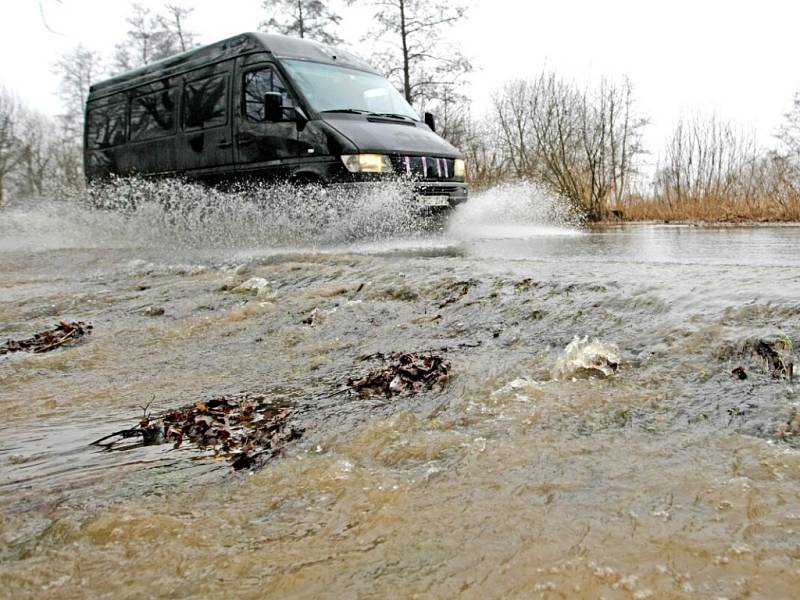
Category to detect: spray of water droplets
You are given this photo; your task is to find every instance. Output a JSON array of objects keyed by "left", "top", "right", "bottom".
[{"left": 0, "top": 178, "right": 582, "bottom": 256}]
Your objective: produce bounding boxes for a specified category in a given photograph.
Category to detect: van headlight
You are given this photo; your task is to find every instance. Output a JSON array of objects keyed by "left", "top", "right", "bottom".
[
  {"left": 454, "top": 159, "right": 466, "bottom": 178},
  {"left": 340, "top": 154, "right": 394, "bottom": 173}
]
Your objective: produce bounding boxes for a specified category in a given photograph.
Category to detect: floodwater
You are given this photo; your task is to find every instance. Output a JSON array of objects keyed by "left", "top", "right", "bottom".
[{"left": 1, "top": 182, "right": 799, "bottom": 599}]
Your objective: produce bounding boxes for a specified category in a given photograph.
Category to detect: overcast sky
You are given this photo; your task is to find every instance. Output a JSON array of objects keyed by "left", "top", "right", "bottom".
[{"left": 3, "top": 0, "right": 799, "bottom": 161}]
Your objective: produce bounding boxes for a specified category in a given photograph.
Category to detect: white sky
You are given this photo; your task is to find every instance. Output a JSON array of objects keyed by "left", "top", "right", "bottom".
[{"left": 2, "top": 0, "right": 799, "bottom": 161}]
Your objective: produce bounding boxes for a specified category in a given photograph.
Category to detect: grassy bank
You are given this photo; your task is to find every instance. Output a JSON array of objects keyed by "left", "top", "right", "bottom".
[{"left": 597, "top": 195, "right": 800, "bottom": 224}]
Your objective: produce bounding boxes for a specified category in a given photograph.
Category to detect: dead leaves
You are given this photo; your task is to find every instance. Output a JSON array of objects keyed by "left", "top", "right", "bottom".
[
  {"left": 1, "top": 321, "right": 92, "bottom": 355},
  {"left": 91, "top": 350, "right": 453, "bottom": 471},
  {"left": 347, "top": 352, "right": 450, "bottom": 398},
  {"left": 93, "top": 394, "right": 303, "bottom": 471}
]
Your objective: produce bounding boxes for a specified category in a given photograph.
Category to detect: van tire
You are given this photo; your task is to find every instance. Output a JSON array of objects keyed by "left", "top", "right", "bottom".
[{"left": 420, "top": 207, "right": 451, "bottom": 233}]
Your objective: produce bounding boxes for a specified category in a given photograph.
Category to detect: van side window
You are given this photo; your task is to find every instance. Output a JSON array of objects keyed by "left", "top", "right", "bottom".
[
  {"left": 243, "top": 68, "right": 295, "bottom": 122},
  {"left": 183, "top": 75, "right": 228, "bottom": 130},
  {"left": 131, "top": 80, "right": 176, "bottom": 141},
  {"left": 86, "top": 98, "right": 127, "bottom": 149}
]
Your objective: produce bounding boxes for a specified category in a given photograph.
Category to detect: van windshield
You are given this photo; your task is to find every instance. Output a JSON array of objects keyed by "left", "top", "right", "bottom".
[{"left": 282, "top": 59, "right": 419, "bottom": 121}]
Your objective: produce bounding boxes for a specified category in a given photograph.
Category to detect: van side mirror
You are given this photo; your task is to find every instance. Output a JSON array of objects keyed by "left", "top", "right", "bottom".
[
  {"left": 424, "top": 112, "right": 436, "bottom": 132},
  {"left": 264, "top": 92, "right": 283, "bottom": 122}
]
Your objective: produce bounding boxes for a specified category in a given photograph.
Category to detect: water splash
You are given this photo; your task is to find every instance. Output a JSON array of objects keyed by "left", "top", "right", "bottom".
[
  {"left": 446, "top": 181, "right": 583, "bottom": 240},
  {"left": 0, "top": 179, "right": 584, "bottom": 258},
  {"left": 0, "top": 179, "right": 432, "bottom": 253},
  {"left": 552, "top": 336, "right": 621, "bottom": 380}
]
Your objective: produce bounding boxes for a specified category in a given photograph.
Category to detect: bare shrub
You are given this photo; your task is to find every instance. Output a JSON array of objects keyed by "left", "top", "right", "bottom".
[
  {"left": 489, "top": 73, "right": 646, "bottom": 220},
  {"left": 0, "top": 87, "right": 22, "bottom": 208},
  {"left": 654, "top": 115, "right": 761, "bottom": 206},
  {"left": 620, "top": 115, "right": 800, "bottom": 222}
]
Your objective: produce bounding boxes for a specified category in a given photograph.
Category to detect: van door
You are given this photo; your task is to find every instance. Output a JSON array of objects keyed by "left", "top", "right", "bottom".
[
  {"left": 176, "top": 62, "right": 234, "bottom": 178},
  {"left": 124, "top": 78, "right": 179, "bottom": 175},
  {"left": 233, "top": 60, "right": 308, "bottom": 178}
]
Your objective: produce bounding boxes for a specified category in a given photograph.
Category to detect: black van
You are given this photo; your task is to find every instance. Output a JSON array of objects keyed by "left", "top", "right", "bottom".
[{"left": 84, "top": 33, "right": 468, "bottom": 209}]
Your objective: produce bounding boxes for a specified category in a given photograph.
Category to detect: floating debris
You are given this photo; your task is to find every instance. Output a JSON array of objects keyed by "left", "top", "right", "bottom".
[
  {"left": 92, "top": 394, "right": 303, "bottom": 470},
  {"left": 731, "top": 366, "right": 748, "bottom": 380},
  {"left": 552, "top": 336, "right": 621, "bottom": 380},
  {"left": 302, "top": 307, "right": 320, "bottom": 326},
  {"left": 347, "top": 352, "right": 450, "bottom": 398},
  {"left": 1, "top": 321, "right": 93, "bottom": 355},
  {"left": 717, "top": 338, "right": 794, "bottom": 380},
  {"left": 233, "top": 277, "right": 273, "bottom": 297},
  {"left": 438, "top": 280, "right": 476, "bottom": 308},
  {"left": 142, "top": 306, "right": 165, "bottom": 317},
  {"left": 752, "top": 340, "right": 793, "bottom": 380}
]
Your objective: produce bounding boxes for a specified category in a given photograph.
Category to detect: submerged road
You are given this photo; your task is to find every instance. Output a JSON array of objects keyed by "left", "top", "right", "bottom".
[{"left": 1, "top": 185, "right": 799, "bottom": 598}]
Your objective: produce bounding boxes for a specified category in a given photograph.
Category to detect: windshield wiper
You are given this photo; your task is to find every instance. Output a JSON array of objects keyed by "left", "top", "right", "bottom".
[
  {"left": 372, "top": 112, "right": 416, "bottom": 121},
  {"left": 320, "top": 108, "right": 373, "bottom": 115},
  {"left": 320, "top": 109, "right": 417, "bottom": 121}
]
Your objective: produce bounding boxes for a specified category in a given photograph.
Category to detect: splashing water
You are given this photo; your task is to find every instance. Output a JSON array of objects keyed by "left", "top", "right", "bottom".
[
  {"left": 446, "top": 181, "right": 583, "bottom": 240},
  {"left": 0, "top": 179, "right": 430, "bottom": 253},
  {"left": 552, "top": 336, "right": 622, "bottom": 380},
  {"left": 0, "top": 179, "right": 583, "bottom": 258}
]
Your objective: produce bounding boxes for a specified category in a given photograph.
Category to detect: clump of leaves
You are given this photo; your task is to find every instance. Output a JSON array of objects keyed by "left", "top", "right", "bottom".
[
  {"left": 347, "top": 352, "right": 450, "bottom": 398},
  {"left": 1, "top": 321, "right": 93, "bottom": 355},
  {"left": 752, "top": 340, "right": 794, "bottom": 379},
  {"left": 92, "top": 394, "right": 303, "bottom": 470},
  {"left": 719, "top": 338, "right": 794, "bottom": 381}
]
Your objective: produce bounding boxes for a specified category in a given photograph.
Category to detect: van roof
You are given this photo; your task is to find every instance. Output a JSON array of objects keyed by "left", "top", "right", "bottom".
[{"left": 89, "top": 32, "right": 377, "bottom": 98}]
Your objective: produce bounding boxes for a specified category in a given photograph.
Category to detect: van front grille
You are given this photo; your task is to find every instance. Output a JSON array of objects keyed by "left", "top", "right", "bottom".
[
  {"left": 390, "top": 155, "right": 457, "bottom": 180},
  {"left": 416, "top": 185, "right": 465, "bottom": 196}
]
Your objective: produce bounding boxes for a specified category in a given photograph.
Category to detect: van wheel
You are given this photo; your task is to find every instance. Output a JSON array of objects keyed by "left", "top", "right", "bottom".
[{"left": 420, "top": 207, "right": 451, "bottom": 233}]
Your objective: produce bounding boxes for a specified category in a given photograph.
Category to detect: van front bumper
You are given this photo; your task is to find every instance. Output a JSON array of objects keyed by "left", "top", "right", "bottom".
[
  {"left": 330, "top": 180, "right": 468, "bottom": 209},
  {"left": 414, "top": 182, "right": 468, "bottom": 207}
]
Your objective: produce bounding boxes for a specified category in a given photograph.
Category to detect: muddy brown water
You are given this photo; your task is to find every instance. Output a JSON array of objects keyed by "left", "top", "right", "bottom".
[{"left": 1, "top": 184, "right": 800, "bottom": 598}]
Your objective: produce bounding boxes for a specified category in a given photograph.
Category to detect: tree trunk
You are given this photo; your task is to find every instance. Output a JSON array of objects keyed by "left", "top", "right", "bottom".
[
  {"left": 399, "top": 0, "right": 411, "bottom": 103},
  {"left": 298, "top": 0, "right": 305, "bottom": 38},
  {"left": 176, "top": 15, "right": 186, "bottom": 51}
]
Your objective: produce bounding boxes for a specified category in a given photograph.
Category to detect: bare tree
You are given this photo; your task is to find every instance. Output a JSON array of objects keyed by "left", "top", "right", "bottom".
[
  {"left": 50, "top": 117, "right": 85, "bottom": 194},
  {"left": 774, "top": 91, "right": 800, "bottom": 198},
  {"left": 490, "top": 73, "right": 646, "bottom": 219},
  {"left": 459, "top": 113, "right": 508, "bottom": 189},
  {"left": 160, "top": 3, "right": 197, "bottom": 52},
  {"left": 114, "top": 2, "right": 199, "bottom": 73},
  {"left": 260, "top": 0, "right": 342, "bottom": 44},
  {"left": 13, "top": 108, "right": 55, "bottom": 198},
  {"left": 607, "top": 78, "right": 645, "bottom": 206},
  {"left": 654, "top": 115, "right": 760, "bottom": 208},
  {"left": 114, "top": 3, "right": 159, "bottom": 72},
  {"left": 353, "top": 0, "right": 472, "bottom": 107},
  {"left": 761, "top": 152, "right": 800, "bottom": 215},
  {"left": 492, "top": 79, "right": 538, "bottom": 178},
  {"left": 0, "top": 87, "right": 22, "bottom": 208},
  {"left": 778, "top": 92, "right": 800, "bottom": 160},
  {"left": 53, "top": 44, "right": 105, "bottom": 141}
]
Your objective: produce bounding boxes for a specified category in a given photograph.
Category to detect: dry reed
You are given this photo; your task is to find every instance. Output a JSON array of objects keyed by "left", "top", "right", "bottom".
[{"left": 616, "top": 194, "right": 800, "bottom": 223}]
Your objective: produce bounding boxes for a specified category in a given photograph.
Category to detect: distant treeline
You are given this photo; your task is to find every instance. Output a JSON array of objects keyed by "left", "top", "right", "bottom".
[
  {"left": 448, "top": 78, "right": 800, "bottom": 221},
  {"left": 3, "top": 0, "right": 800, "bottom": 222}
]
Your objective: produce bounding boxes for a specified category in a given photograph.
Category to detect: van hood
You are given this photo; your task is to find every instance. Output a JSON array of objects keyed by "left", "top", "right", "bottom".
[{"left": 321, "top": 114, "right": 460, "bottom": 158}]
